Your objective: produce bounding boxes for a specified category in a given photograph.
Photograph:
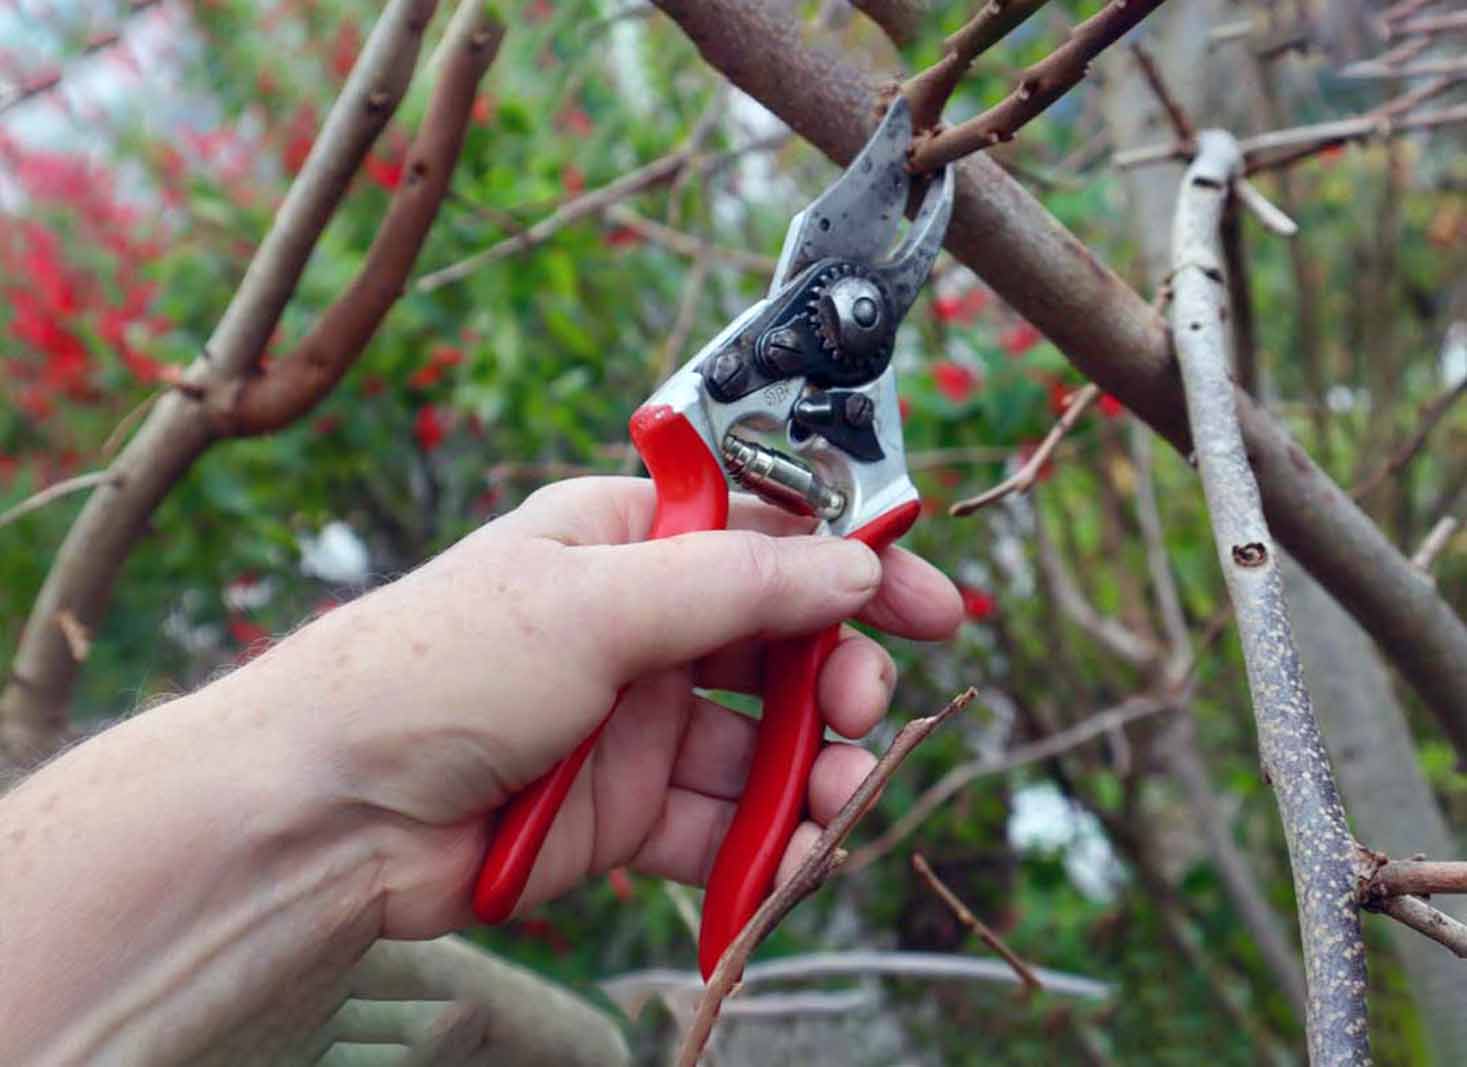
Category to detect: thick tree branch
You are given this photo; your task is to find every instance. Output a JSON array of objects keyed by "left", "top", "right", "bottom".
[
  {"left": 654, "top": 0, "right": 1467, "bottom": 761},
  {"left": 224, "top": 3, "right": 505, "bottom": 434},
  {"left": 850, "top": 0, "right": 930, "bottom": 46},
  {"left": 1171, "top": 130, "right": 1368, "bottom": 1064},
  {"left": 0, "top": 0, "right": 456, "bottom": 761},
  {"left": 907, "top": 0, "right": 1172, "bottom": 172},
  {"left": 675, "top": 688, "right": 977, "bottom": 1067}
]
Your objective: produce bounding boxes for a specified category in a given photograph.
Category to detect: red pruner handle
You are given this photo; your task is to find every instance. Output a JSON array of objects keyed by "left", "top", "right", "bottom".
[
  {"left": 697, "top": 498, "right": 921, "bottom": 979},
  {"left": 472, "top": 406, "right": 729, "bottom": 924}
]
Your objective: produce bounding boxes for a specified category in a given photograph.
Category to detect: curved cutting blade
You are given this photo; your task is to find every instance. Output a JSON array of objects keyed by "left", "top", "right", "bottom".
[{"left": 769, "top": 97, "right": 914, "bottom": 294}]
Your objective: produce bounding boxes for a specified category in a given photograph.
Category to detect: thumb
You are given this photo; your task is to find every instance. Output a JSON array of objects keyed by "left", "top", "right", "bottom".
[{"left": 570, "top": 531, "right": 881, "bottom": 682}]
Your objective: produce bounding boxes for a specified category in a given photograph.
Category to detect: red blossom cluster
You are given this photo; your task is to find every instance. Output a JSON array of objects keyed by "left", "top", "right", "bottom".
[{"left": 1, "top": 137, "right": 172, "bottom": 437}]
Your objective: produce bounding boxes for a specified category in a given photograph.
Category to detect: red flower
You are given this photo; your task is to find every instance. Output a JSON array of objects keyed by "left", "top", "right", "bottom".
[
  {"left": 229, "top": 615, "right": 272, "bottom": 662},
  {"left": 408, "top": 345, "right": 464, "bottom": 389},
  {"left": 603, "top": 225, "right": 644, "bottom": 249},
  {"left": 281, "top": 103, "right": 317, "bottom": 175},
  {"left": 557, "top": 106, "right": 594, "bottom": 137},
  {"left": 472, "top": 93, "right": 494, "bottom": 125},
  {"left": 1048, "top": 380, "right": 1075, "bottom": 416},
  {"left": 330, "top": 20, "right": 361, "bottom": 79},
  {"left": 1098, "top": 393, "right": 1125, "bottom": 418},
  {"left": 314, "top": 414, "right": 342, "bottom": 435},
  {"left": 361, "top": 374, "right": 386, "bottom": 397},
  {"left": 899, "top": 396, "right": 912, "bottom": 422},
  {"left": 932, "top": 360, "right": 979, "bottom": 403},
  {"left": 1000, "top": 321, "right": 1042, "bottom": 357},
  {"left": 932, "top": 287, "right": 989, "bottom": 325},
  {"left": 414, "top": 405, "right": 446, "bottom": 452},
  {"left": 959, "top": 585, "right": 997, "bottom": 622},
  {"left": 365, "top": 152, "right": 403, "bottom": 191}
]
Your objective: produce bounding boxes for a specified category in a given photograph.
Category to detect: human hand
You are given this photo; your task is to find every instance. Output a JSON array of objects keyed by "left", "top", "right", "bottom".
[{"left": 221, "top": 476, "right": 961, "bottom": 938}]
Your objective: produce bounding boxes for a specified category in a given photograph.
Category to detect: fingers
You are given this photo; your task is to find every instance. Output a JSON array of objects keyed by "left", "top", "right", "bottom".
[
  {"left": 635, "top": 741, "right": 876, "bottom": 887},
  {"left": 817, "top": 635, "right": 896, "bottom": 740},
  {"left": 575, "top": 531, "right": 881, "bottom": 683},
  {"left": 494, "top": 477, "right": 815, "bottom": 546},
  {"left": 853, "top": 545, "right": 964, "bottom": 641}
]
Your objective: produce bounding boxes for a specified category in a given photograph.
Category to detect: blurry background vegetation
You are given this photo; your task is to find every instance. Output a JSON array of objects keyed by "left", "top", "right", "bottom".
[{"left": 2, "top": 0, "right": 1465, "bottom": 1063}]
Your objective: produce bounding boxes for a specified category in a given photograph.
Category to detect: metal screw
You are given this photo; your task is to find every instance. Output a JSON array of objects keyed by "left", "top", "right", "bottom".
[
  {"left": 851, "top": 296, "right": 879, "bottom": 328},
  {"left": 707, "top": 351, "right": 745, "bottom": 394}
]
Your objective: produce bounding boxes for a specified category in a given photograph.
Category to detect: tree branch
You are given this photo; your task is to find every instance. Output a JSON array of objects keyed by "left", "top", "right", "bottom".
[
  {"left": 654, "top": 0, "right": 1467, "bottom": 763},
  {"left": 1171, "top": 129, "right": 1369, "bottom": 1064},
  {"left": 908, "top": 0, "right": 1173, "bottom": 172},
  {"left": 950, "top": 383, "right": 1098, "bottom": 515},
  {"left": 1412, "top": 516, "right": 1459, "bottom": 575},
  {"left": 911, "top": 852, "right": 1044, "bottom": 993},
  {"left": 674, "top": 688, "right": 978, "bottom": 1067},
  {"left": 850, "top": 0, "right": 930, "bottom": 46},
  {"left": 1371, "top": 896, "right": 1467, "bottom": 960},
  {"left": 901, "top": 0, "right": 1053, "bottom": 131},
  {"left": 843, "top": 693, "right": 1171, "bottom": 874},
  {"left": 224, "top": 1, "right": 505, "bottom": 435},
  {"left": 0, "top": 0, "right": 449, "bottom": 762},
  {"left": 0, "top": 472, "right": 118, "bottom": 531}
]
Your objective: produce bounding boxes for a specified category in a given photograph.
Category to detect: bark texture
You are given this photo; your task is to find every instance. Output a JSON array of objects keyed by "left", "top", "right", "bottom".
[
  {"left": 1284, "top": 555, "right": 1467, "bottom": 1065},
  {"left": 1172, "top": 130, "right": 1369, "bottom": 1065}
]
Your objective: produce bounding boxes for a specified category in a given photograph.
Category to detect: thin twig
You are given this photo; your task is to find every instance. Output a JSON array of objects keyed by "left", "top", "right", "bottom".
[
  {"left": 843, "top": 694, "right": 1172, "bottom": 873},
  {"left": 901, "top": 0, "right": 1054, "bottom": 130},
  {"left": 1412, "top": 516, "right": 1460, "bottom": 574},
  {"left": 1372, "top": 896, "right": 1467, "bottom": 959},
  {"left": 1368, "top": 858, "right": 1467, "bottom": 897},
  {"left": 911, "top": 853, "right": 1044, "bottom": 993},
  {"left": 1032, "top": 516, "right": 1161, "bottom": 667},
  {"left": 418, "top": 151, "right": 691, "bottom": 290},
  {"left": 0, "top": 471, "right": 115, "bottom": 531},
  {"left": 1129, "top": 43, "right": 1195, "bottom": 148},
  {"left": 1391, "top": 10, "right": 1467, "bottom": 35},
  {"left": 674, "top": 688, "right": 978, "bottom": 1067},
  {"left": 0, "top": 0, "right": 164, "bottom": 116},
  {"left": 1171, "top": 129, "right": 1369, "bottom": 1065},
  {"left": 603, "top": 205, "right": 776, "bottom": 275},
  {"left": 1342, "top": 57, "right": 1467, "bottom": 80},
  {"left": 1113, "top": 101, "right": 1467, "bottom": 171},
  {"left": 1352, "top": 374, "right": 1467, "bottom": 500},
  {"left": 951, "top": 384, "right": 1099, "bottom": 515},
  {"left": 909, "top": 0, "right": 1173, "bottom": 172},
  {"left": 1234, "top": 179, "right": 1297, "bottom": 236}
]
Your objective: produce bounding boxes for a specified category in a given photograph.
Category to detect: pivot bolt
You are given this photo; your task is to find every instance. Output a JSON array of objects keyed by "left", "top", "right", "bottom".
[{"left": 707, "top": 350, "right": 746, "bottom": 395}]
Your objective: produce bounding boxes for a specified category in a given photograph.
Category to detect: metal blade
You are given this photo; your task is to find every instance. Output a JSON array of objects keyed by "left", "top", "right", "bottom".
[{"left": 768, "top": 98, "right": 914, "bottom": 295}]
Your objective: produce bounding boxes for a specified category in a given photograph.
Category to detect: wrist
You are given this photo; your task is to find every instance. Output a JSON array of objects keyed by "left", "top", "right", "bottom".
[{"left": 0, "top": 685, "right": 389, "bottom": 1063}]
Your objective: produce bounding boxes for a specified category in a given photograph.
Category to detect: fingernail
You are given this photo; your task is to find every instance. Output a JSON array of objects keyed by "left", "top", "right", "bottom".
[{"left": 820, "top": 538, "right": 880, "bottom": 595}]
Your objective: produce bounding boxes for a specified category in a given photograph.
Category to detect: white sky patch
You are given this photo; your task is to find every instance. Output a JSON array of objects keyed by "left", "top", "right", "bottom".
[
  {"left": 1439, "top": 321, "right": 1467, "bottom": 389},
  {"left": 1008, "top": 780, "right": 1126, "bottom": 902}
]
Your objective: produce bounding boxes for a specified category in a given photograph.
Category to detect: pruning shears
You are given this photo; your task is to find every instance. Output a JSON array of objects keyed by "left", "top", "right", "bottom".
[{"left": 472, "top": 99, "right": 955, "bottom": 979}]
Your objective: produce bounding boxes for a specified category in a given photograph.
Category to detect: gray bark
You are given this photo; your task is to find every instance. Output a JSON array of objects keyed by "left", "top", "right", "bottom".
[{"left": 1284, "top": 556, "right": 1467, "bottom": 1065}]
